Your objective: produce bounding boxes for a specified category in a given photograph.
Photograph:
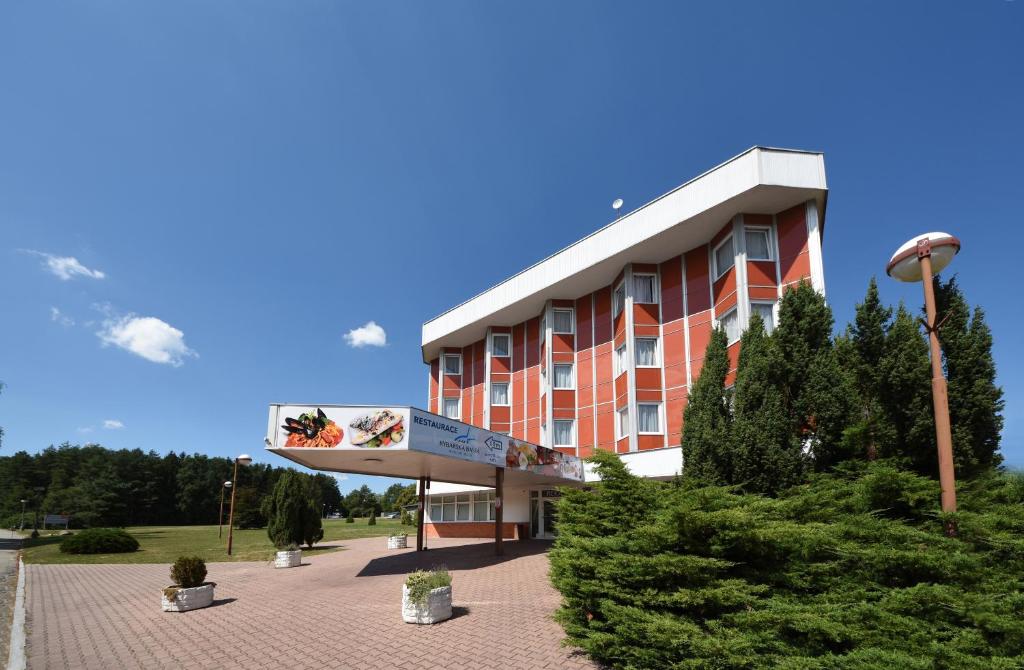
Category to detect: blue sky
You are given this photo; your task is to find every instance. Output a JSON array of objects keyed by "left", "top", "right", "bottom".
[{"left": 1, "top": 1, "right": 1021, "bottom": 493}]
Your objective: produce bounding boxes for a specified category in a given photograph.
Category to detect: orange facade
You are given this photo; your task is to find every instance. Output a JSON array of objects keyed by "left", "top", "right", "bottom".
[{"left": 426, "top": 205, "right": 814, "bottom": 455}]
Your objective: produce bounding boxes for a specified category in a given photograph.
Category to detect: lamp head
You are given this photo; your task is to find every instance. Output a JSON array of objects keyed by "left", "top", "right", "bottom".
[
  {"left": 224, "top": 481, "right": 232, "bottom": 488},
  {"left": 886, "top": 232, "right": 960, "bottom": 282},
  {"left": 236, "top": 454, "right": 253, "bottom": 465}
]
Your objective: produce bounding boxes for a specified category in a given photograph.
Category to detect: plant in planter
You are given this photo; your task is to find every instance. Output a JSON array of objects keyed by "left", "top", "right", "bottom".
[
  {"left": 344, "top": 515, "right": 355, "bottom": 523},
  {"left": 387, "top": 530, "right": 408, "bottom": 550},
  {"left": 162, "top": 556, "right": 215, "bottom": 612},
  {"left": 402, "top": 567, "right": 452, "bottom": 624},
  {"left": 263, "top": 471, "right": 323, "bottom": 568}
]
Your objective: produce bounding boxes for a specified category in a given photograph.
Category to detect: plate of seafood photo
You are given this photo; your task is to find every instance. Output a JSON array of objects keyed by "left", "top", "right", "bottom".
[{"left": 281, "top": 408, "right": 344, "bottom": 448}]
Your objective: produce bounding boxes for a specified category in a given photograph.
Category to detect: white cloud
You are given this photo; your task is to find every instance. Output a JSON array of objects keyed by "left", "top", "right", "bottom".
[
  {"left": 50, "top": 307, "right": 75, "bottom": 327},
  {"left": 77, "top": 426, "right": 94, "bottom": 434},
  {"left": 23, "top": 250, "right": 105, "bottom": 280},
  {"left": 98, "top": 314, "right": 197, "bottom": 366},
  {"left": 344, "top": 321, "right": 387, "bottom": 348},
  {"left": 103, "top": 419, "right": 124, "bottom": 429}
]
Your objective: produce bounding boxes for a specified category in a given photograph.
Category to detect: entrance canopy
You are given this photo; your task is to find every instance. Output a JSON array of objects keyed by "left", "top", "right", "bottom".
[{"left": 265, "top": 404, "right": 584, "bottom": 488}]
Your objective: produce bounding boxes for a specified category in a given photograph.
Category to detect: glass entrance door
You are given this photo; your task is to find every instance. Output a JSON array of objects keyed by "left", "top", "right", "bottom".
[{"left": 530, "top": 490, "right": 560, "bottom": 539}]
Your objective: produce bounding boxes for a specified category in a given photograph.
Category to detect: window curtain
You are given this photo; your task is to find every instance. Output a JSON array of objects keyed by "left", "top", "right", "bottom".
[
  {"left": 553, "top": 364, "right": 573, "bottom": 388},
  {"left": 638, "top": 404, "right": 660, "bottom": 432},
  {"left": 635, "top": 338, "right": 658, "bottom": 366},
  {"left": 553, "top": 310, "right": 573, "bottom": 333},
  {"left": 491, "top": 383, "right": 509, "bottom": 405},
  {"left": 553, "top": 420, "right": 573, "bottom": 446},
  {"left": 745, "top": 230, "right": 770, "bottom": 260},
  {"left": 633, "top": 275, "right": 656, "bottom": 303}
]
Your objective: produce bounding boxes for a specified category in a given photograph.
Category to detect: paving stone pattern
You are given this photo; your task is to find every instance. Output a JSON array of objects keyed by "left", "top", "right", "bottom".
[{"left": 25, "top": 537, "right": 596, "bottom": 670}]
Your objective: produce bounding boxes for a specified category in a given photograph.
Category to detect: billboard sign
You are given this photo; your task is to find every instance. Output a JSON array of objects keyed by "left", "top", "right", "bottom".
[{"left": 267, "top": 404, "right": 583, "bottom": 481}]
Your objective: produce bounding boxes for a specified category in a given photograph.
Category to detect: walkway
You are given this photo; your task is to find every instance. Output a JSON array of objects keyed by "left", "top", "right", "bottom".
[{"left": 24, "top": 537, "right": 596, "bottom": 670}]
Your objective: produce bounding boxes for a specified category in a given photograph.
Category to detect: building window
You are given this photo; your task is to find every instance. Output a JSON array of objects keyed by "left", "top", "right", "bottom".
[
  {"left": 713, "top": 236, "right": 735, "bottom": 279},
  {"left": 617, "top": 406, "right": 629, "bottom": 439},
  {"left": 443, "top": 397, "right": 460, "bottom": 419},
  {"left": 553, "top": 420, "right": 574, "bottom": 447},
  {"left": 613, "top": 283, "right": 626, "bottom": 317},
  {"left": 431, "top": 495, "right": 459, "bottom": 522},
  {"left": 473, "top": 491, "right": 495, "bottom": 521},
  {"left": 638, "top": 403, "right": 661, "bottom": 434},
  {"left": 750, "top": 302, "right": 776, "bottom": 334},
  {"left": 456, "top": 494, "right": 471, "bottom": 521},
  {"left": 491, "top": 333, "right": 511, "bottom": 357},
  {"left": 491, "top": 382, "right": 510, "bottom": 406},
  {"left": 443, "top": 354, "right": 462, "bottom": 375},
  {"left": 633, "top": 274, "right": 657, "bottom": 304},
  {"left": 553, "top": 309, "right": 574, "bottom": 334},
  {"left": 718, "top": 308, "right": 740, "bottom": 344},
  {"left": 745, "top": 228, "right": 772, "bottom": 261},
  {"left": 614, "top": 342, "right": 628, "bottom": 376},
  {"left": 553, "top": 364, "right": 574, "bottom": 389},
  {"left": 635, "top": 337, "right": 659, "bottom": 367}
]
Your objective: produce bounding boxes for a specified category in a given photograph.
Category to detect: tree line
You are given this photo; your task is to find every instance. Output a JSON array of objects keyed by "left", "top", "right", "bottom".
[
  {"left": 682, "top": 276, "right": 1004, "bottom": 494},
  {"left": 0, "top": 443, "right": 414, "bottom": 530}
]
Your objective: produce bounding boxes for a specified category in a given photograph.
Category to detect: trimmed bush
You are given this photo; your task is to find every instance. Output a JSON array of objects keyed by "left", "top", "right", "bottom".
[
  {"left": 170, "top": 556, "right": 207, "bottom": 588},
  {"left": 59, "top": 528, "right": 139, "bottom": 555},
  {"left": 345, "top": 515, "right": 355, "bottom": 524},
  {"left": 264, "top": 471, "right": 324, "bottom": 549},
  {"left": 368, "top": 514, "right": 376, "bottom": 526}
]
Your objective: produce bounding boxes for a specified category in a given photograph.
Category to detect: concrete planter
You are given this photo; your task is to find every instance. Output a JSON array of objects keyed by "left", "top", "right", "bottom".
[
  {"left": 275, "top": 549, "right": 302, "bottom": 568},
  {"left": 161, "top": 583, "right": 215, "bottom": 612},
  {"left": 402, "top": 585, "right": 452, "bottom": 624},
  {"left": 387, "top": 535, "right": 408, "bottom": 550}
]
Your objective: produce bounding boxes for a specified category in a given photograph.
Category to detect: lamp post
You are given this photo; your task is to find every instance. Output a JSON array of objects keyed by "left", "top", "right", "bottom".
[
  {"left": 218, "top": 481, "right": 232, "bottom": 539},
  {"left": 887, "top": 232, "right": 961, "bottom": 536},
  {"left": 226, "top": 454, "right": 252, "bottom": 555},
  {"left": 19, "top": 499, "right": 27, "bottom": 532}
]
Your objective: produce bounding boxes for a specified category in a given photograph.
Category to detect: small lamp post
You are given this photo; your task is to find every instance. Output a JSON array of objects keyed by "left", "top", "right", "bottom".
[
  {"left": 218, "top": 481, "right": 232, "bottom": 539},
  {"left": 19, "top": 499, "right": 28, "bottom": 532},
  {"left": 226, "top": 454, "right": 252, "bottom": 555},
  {"left": 886, "top": 231, "right": 961, "bottom": 536}
]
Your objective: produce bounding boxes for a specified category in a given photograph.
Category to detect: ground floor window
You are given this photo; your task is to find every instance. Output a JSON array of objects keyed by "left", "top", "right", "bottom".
[{"left": 429, "top": 491, "right": 495, "bottom": 522}]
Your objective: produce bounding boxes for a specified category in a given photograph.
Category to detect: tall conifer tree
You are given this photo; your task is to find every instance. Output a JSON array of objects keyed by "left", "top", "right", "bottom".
[
  {"left": 879, "top": 303, "right": 934, "bottom": 472},
  {"left": 932, "top": 276, "right": 1004, "bottom": 473},
  {"left": 681, "top": 328, "right": 732, "bottom": 485},
  {"left": 774, "top": 281, "right": 834, "bottom": 432},
  {"left": 730, "top": 314, "right": 805, "bottom": 494}
]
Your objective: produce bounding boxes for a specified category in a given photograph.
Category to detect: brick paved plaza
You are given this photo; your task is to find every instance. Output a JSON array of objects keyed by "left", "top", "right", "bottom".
[{"left": 24, "top": 537, "right": 596, "bottom": 670}]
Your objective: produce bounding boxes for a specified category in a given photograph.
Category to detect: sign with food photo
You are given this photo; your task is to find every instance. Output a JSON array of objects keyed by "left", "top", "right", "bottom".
[{"left": 275, "top": 406, "right": 410, "bottom": 449}]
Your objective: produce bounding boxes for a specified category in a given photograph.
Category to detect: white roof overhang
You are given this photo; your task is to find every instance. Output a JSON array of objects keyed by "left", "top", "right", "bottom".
[{"left": 421, "top": 146, "right": 827, "bottom": 362}]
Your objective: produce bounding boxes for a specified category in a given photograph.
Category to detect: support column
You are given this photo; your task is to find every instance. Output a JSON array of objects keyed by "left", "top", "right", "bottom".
[
  {"left": 416, "top": 476, "right": 426, "bottom": 551},
  {"left": 494, "top": 467, "right": 504, "bottom": 556}
]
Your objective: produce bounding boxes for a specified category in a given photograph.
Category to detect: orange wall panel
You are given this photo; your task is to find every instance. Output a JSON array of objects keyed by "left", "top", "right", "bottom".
[
  {"left": 746, "top": 260, "right": 777, "bottom": 286},
  {"left": 638, "top": 435, "right": 663, "bottom": 451},
  {"left": 552, "top": 389, "right": 575, "bottom": 409},
  {"left": 635, "top": 367, "right": 662, "bottom": 390},
  {"left": 490, "top": 406, "right": 510, "bottom": 424},
  {"left": 634, "top": 303, "right": 659, "bottom": 326},
  {"left": 660, "top": 256, "right": 684, "bottom": 322},
  {"left": 685, "top": 246, "right": 711, "bottom": 315}
]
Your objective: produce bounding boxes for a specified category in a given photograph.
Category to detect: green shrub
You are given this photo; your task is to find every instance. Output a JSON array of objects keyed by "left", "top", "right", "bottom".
[
  {"left": 59, "top": 528, "right": 139, "bottom": 554},
  {"left": 368, "top": 514, "right": 376, "bottom": 526},
  {"left": 345, "top": 515, "right": 355, "bottom": 524},
  {"left": 400, "top": 510, "right": 414, "bottom": 525},
  {"left": 170, "top": 556, "right": 207, "bottom": 588},
  {"left": 405, "top": 567, "right": 451, "bottom": 604},
  {"left": 264, "top": 471, "right": 324, "bottom": 549},
  {"left": 550, "top": 450, "right": 1024, "bottom": 669}
]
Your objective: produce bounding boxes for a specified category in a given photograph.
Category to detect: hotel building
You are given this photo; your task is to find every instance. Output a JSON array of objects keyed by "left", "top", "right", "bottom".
[{"left": 419, "top": 146, "right": 828, "bottom": 540}]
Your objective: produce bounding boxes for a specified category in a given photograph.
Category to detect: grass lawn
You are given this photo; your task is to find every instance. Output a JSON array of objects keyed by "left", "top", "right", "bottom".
[{"left": 20, "top": 518, "right": 410, "bottom": 565}]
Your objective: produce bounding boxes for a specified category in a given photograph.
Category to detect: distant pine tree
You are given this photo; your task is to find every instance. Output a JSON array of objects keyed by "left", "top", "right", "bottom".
[
  {"left": 933, "top": 275, "right": 1004, "bottom": 474},
  {"left": 879, "top": 304, "right": 935, "bottom": 473},
  {"left": 730, "top": 314, "right": 805, "bottom": 495},
  {"left": 803, "top": 342, "right": 857, "bottom": 470},
  {"left": 681, "top": 328, "right": 732, "bottom": 486},
  {"left": 774, "top": 281, "right": 834, "bottom": 433}
]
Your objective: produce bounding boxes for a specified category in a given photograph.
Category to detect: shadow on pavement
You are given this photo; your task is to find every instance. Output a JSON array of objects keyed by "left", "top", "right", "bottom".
[
  {"left": 0, "top": 536, "right": 25, "bottom": 551},
  {"left": 355, "top": 539, "right": 551, "bottom": 577}
]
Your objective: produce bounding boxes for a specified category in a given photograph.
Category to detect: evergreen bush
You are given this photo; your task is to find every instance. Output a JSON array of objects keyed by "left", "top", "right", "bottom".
[
  {"left": 345, "top": 515, "right": 355, "bottom": 523},
  {"left": 400, "top": 510, "right": 414, "bottom": 525},
  {"left": 368, "top": 514, "right": 376, "bottom": 525},
  {"left": 58, "top": 528, "right": 139, "bottom": 554},
  {"left": 169, "top": 556, "right": 207, "bottom": 588},
  {"left": 550, "top": 450, "right": 1024, "bottom": 669},
  {"left": 264, "top": 471, "right": 324, "bottom": 549}
]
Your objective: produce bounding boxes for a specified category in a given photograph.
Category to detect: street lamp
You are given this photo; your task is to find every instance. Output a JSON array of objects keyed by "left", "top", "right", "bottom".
[
  {"left": 218, "top": 481, "right": 232, "bottom": 539},
  {"left": 226, "top": 454, "right": 252, "bottom": 555},
  {"left": 19, "top": 499, "right": 27, "bottom": 532},
  {"left": 887, "top": 231, "right": 961, "bottom": 536}
]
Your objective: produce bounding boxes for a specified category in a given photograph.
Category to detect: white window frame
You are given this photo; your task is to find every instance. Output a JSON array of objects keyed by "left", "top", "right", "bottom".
[
  {"left": 472, "top": 491, "right": 495, "bottom": 521},
  {"left": 552, "top": 308, "right": 574, "bottom": 335},
  {"left": 744, "top": 227, "right": 773, "bottom": 262},
  {"left": 614, "top": 342, "right": 628, "bottom": 376},
  {"left": 637, "top": 402, "right": 663, "bottom": 435},
  {"left": 442, "top": 397, "right": 461, "bottom": 419},
  {"left": 632, "top": 273, "right": 659, "bottom": 305},
  {"left": 634, "top": 337, "right": 659, "bottom": 367},
  {"left": 552, "top": 363, "right": 574, "bottom": 390},
  {"left": 491, "top": 333, "right": 511, "bottom": 358},
  {"left": 616, "top": 406, "right": 630, "bottom": 440},
  {"left": 717, "top": 307, "right": 740, "bottom": 345},
  {"left": 712, "top": 235, "right": 735, "bottom": 280},
  {"left": 750, "top": 301, "right": 777, "bottom": 334},
  {"left": 490, "top": 381, "right": 510, "bottom": 406},
  {"left": 553, "top": 419, "right": 574, "bottom": 447},
  {"left": 612, "top": 282, "right": 626, "bottom": 318},
  {"left": 443, "top": 353, "right": 462, "bottom": 376}
]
